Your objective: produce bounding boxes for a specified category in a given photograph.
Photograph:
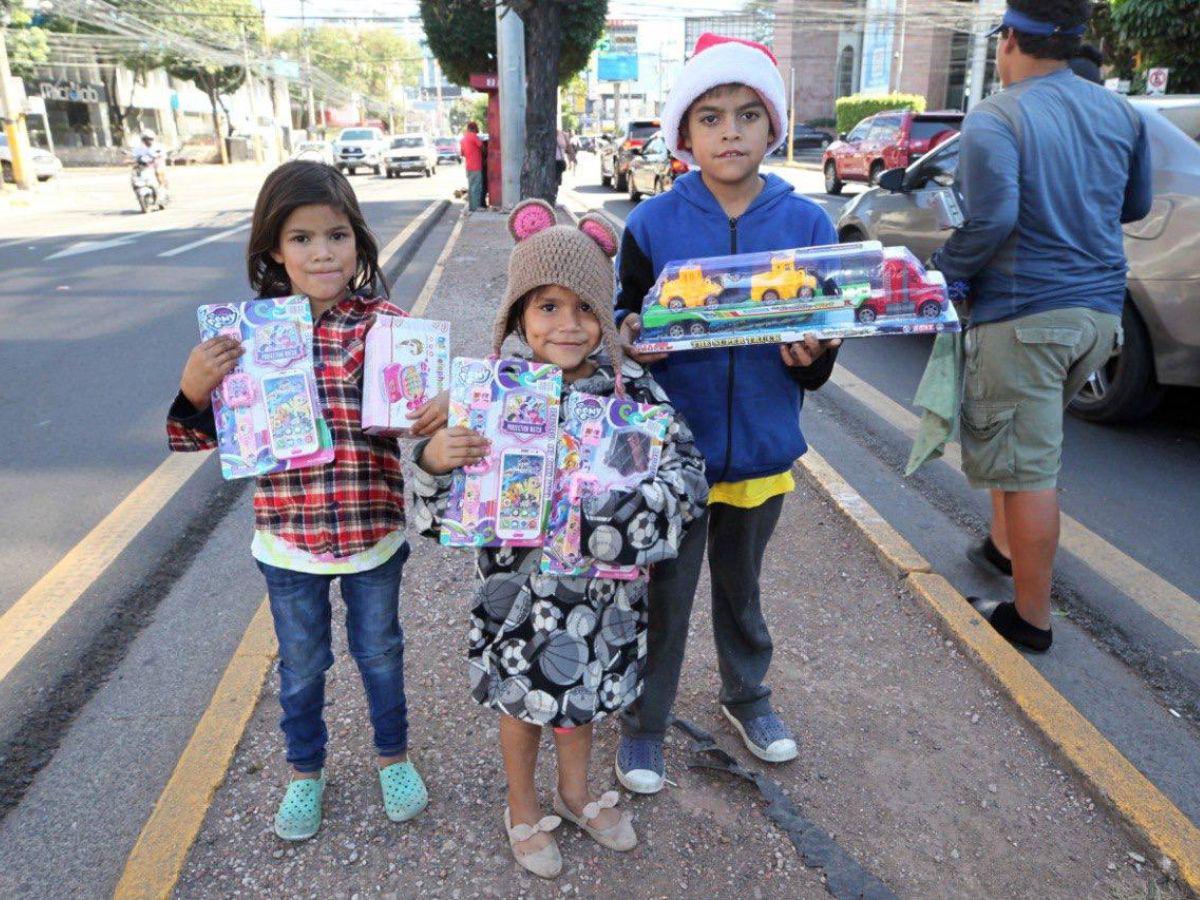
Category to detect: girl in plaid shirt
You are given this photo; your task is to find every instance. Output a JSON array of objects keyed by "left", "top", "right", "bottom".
[{"left": 167, "top": 161, "right": 444, "bottom": 841}]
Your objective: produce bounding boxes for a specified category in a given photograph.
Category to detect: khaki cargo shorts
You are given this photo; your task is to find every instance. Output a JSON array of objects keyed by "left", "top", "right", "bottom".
[{"left": 961, "top": 307, "right": 1122, "bottom": 492}]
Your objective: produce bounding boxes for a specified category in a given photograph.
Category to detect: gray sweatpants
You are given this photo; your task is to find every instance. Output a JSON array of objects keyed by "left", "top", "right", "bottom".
[{"left": 621, "top": 494, "right": 784, "bottom": 740}]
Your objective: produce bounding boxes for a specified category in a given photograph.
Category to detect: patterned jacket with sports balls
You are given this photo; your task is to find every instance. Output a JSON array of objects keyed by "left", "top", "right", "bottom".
[
  {"left": 166, "top": 293, "right": 407, "bottom": 558},
  {"left": 410, "top": 361, "right": 708, "bottom": 728}
]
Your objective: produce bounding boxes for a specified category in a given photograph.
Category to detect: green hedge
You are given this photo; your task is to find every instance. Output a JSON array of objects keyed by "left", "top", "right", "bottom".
[{"left": 834, "top": 93, "right": 926, "bottom": 135}]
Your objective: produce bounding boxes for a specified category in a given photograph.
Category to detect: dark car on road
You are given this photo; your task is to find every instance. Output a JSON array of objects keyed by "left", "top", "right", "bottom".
[
  {"left": 626, "top": 132, "right": 691, "bottom": 202},
  {"left": 834, "top": 96, "right": 1200, "bottom": 424},
  {"left": 823, "top": 109, "right": 962, "bottom": 193},
  {"left": 600, "top": 118, "right": 660, "bottom": 192},
  {"left": 770, "top": 123, "right": 834, "bottom": 157}
]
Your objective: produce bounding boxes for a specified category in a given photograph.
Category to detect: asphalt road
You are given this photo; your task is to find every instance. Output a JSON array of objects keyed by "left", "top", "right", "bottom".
[{"left": 0, "top": 159, "right": 462, "bottom": 803}]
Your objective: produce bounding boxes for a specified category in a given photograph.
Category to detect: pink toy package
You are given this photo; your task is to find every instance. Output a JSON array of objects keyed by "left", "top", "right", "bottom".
[
  {"left": 196, "top": 297, "right": 334, "bottom": 480},
  {"left": 439, "top": 357, "right": 563, "bottom": 548},
  {"left": 361, "top": 315, "right": 450, "bottom": 436},
  {"left": 541, "top": 392, "right": 672, "bottom": 580}
]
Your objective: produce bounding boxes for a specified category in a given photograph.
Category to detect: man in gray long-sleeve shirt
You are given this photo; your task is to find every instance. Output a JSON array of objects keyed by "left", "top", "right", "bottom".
[{"left": 930, "top": 0, "right": 1152, "bottom": 652}]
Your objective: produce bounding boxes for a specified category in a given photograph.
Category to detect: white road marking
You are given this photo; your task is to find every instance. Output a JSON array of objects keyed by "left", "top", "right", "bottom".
[
  {"left": 158, "top": 223, "right": 251, "bottom": 258},
  {"left": 45, "top": 235, "right": 138, "bottom": 261}
]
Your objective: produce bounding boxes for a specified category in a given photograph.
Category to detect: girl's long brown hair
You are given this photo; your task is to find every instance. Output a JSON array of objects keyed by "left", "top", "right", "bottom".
[{"left": 247, "top": 160, "right": 386, "bottom": 299}]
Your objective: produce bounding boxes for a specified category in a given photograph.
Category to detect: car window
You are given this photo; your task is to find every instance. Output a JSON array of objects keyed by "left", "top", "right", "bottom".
[
  {"left": 340, "top": 129, "right": 377, "bottom": 141},
  {"left": 846, "top": 120, "right": 873, "bottom": 142},
  {"left": 910, "top": 119, "right": 961, "bottom": 142},
  {"left": 910, "top": 137, "right": 960, "bottom": 186},
  {"left": 1153, "top": 105, "right": 1200, "bottom": 144},
  {"left": 629, "top": 123, "right": 659, "bottom": 141},
  {"left": 0, "top": 135, "right": 8, "bottom": 147},
  {"left": 642, "top": 136, "right": 666, "bottom": 156},
  {"left": 392, "top": 137, "right": 423, "bottom": 148},
  {"left": 868, "top": 117, "right": 901, "bottom": 142}
]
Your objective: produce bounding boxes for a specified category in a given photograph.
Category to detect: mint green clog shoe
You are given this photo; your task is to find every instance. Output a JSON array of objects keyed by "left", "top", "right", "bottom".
[
  {"left": 274, "top": 773, "right": 325, "bottom": 841},
  {"left": 379, "top": 761, "right": 428, "bottom": 822}
]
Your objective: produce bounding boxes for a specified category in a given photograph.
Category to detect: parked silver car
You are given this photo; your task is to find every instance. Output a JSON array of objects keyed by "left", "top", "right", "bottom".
[
  {"left": 835, "top": 96, "right": 1200, "bottom": 424},
  {"left": 0, "top": 134, "right": 63, "bottom": 181}
]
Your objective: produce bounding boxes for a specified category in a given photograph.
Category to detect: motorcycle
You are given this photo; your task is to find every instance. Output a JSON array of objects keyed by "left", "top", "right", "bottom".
[{"left": 130, "top": 158, "right": 169, "bottom": 213}]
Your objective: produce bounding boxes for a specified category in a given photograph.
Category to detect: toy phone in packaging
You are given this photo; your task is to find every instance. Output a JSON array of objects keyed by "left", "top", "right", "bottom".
[
  {"left": 541, "top": 392, "right": 672, "bottom": 580},
  {"left": 439, "top": 357, "right": 562, "bottom": 547},
  {"left": 196, "top": 297, "right": 334, "bottom": 480},
  {"left": 634, "top": 240, "right": 960, "bottom": 354},
  {"left": 361, "top": 315, "right": 450, "bottom": 436}
]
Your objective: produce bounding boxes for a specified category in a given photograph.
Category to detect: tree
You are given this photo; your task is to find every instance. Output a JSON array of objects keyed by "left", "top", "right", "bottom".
[
  {"left": 1, "top": 3, "right": 50, "bottom": 79},
  {"left": 448, "top": 94, "right": 489, "bottom": 133},
  {"left": 1087, "top": 0, "right": 1138, "bottom": 82},
  {"left": 1111, "top": 0, "right": 1200, "bottom": 92}
]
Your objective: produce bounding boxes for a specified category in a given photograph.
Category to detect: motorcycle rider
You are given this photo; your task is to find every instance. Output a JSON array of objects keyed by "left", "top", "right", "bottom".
[{"left": 131, "top": 129, "right": 169, "bottom": 193}]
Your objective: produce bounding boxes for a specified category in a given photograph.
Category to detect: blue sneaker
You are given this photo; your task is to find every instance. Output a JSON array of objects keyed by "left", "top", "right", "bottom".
[
  {"left": 615, "top": 736, "right": 665, "bottom": 794},
  {"left": 722, "top": 706, "right": 798, "bottom": 763}
]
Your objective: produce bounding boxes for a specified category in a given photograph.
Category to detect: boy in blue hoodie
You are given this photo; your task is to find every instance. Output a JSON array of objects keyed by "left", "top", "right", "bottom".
[{"left": 613, "top": 33, "right": 841, "bottom": 793}]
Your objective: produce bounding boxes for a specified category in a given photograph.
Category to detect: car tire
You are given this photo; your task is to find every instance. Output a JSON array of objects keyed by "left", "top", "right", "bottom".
[
  {"left": 601, "top": 172, "right": 611, "bottom": 187},
  {"left": 1068, "top": 304, "right": 1165, "bottom": 424},
  {"left": 667, "top": 297, "right": 685, "bottom": 311},
  {"left": 918, "top": 300, "right": 942, "bottom": 318},
  {"left": 869, "top": 161, "right": 885, "bottom": 185},
  {"left": 856, "top": 306, "right": 877, "bottom": 324},
  {"left": 349, "top": 167, "right": 357, "bottom": 176},
  {"left": 629, "top": 176, "right": 642, "bottom": 202},
  {"left": 2, "top": 160, "right": 13, "bottom": 182},
  {"left": 761, "top": 289, "right": 780, "bottom": 303},
  {"left": 615, "top": 170, "right": 627, "bottom": 193},
  {"left": 374, "top": 165, "right": 382, "bottom": 176},
  {"left": 824, "top": 161, "right": 843, "bottom": 195}
]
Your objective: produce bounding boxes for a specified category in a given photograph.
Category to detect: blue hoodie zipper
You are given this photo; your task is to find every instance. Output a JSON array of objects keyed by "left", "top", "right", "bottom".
[{"left": 717, "top": 215, "right": 738, "bottom": 483}]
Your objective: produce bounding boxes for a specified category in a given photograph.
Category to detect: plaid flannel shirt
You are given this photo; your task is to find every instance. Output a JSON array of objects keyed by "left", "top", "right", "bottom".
[{"left": 167, "top": 294, "right": 408, "bottom": 558}]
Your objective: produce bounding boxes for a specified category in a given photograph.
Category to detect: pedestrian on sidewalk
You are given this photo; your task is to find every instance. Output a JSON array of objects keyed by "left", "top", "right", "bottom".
[
  {"left": 410, "top": 199, "right": 708, "bottom": 880},
  {"left": 166, "top": 161, "right": 449, "bottom": 841},
  {"left": 461, "top": 121, "right": 485, "bottom": 211},
  {"left": 612, "top": 33, "right": 841, "bottom": 793},
  {"left": 929, "top": 0, "right": 1152, "bottom": 652}
]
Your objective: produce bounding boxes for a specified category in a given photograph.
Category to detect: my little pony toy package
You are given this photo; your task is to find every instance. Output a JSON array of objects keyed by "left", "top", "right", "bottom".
[
  {"left": 361, "top": 315, "right": 450, "bottom": 436},
  {"left": 540, "top": 392, "right": 671, "bottom": 580},
  {"left": 196, "top": 297, "right": 334, "bottom": 480},
  {"left": 440, "top": 357, "right": 562, "bottom": 548}
]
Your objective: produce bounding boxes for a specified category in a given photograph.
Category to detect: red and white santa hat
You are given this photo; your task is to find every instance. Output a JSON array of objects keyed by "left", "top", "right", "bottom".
[{"left": 662, "top": 32, "right": 788, "bottom": 167}]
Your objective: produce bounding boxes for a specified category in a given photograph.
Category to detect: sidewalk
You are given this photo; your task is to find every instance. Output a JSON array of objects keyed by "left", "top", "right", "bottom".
[{"left": 173, "top": 210, "right": 1180, "bottom": 899}]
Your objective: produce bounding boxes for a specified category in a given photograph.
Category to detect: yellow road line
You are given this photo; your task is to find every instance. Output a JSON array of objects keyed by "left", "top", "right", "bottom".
[
  {"left": 905, "top": 572, "right": 1200, "bottom": 892},
  {"left": 798, "top": 450, "right": 931, "bottom": 576},
  {"left": 113, "top": 598, "right": 276, "bottom": 900},
  {"left": 377, "top": 199, "right": 441, "bottom": 266},
  {"left": 828, "top": 367, "right": 1200, "bottom": 647},
  {"left": 0, "top": 451, "right": 211, "bottom": 685},
  {"left": 115, "top": 205, "right": 466, "bottom": 899},
  {"left": 410, "top": 204, "right": 465, "bottom": 317}
]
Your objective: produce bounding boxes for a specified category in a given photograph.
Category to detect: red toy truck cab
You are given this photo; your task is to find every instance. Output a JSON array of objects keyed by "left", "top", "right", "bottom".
[{"left": 854, "top": 255, "right": 947, "bottom": 324}]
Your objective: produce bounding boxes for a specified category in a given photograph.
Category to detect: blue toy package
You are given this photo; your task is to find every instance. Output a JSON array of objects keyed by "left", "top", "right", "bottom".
[{"left": 633, "top": 240, "right": 960, "bottom": 353}]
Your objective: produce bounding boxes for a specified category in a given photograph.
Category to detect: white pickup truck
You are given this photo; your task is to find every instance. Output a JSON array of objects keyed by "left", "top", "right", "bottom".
[{"left": 333, "top": 127, "right": 386, "bottom": 175}]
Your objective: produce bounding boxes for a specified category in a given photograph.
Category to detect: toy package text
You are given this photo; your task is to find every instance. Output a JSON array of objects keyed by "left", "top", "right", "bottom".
[
  {"left": 439, "top": 357, "right": 563, "bottom": 548},
  {"left": 197, "top": 297, "right": 334, "bottom": 480},
  {"left": 361, "top": 315, "right": 450, "bottom": 436},
  {"left": 634, "top": 240, "right": 960, "bottom": 353},
  {"left": 541, "top": 392, "right": 671, "bottom": 580}
]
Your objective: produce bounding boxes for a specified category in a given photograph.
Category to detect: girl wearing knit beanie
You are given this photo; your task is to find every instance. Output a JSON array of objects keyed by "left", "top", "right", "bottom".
[{"left": 410, "top": 200, "right": 708, "bottom": 879}]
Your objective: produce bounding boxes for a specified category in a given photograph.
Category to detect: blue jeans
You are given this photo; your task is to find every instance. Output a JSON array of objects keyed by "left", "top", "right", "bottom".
[
  {"left": 467, "top": 169, "right": 483, "bottom": 210},
  {"left": 257, "top": 542, "right": 411, "bottom": 772}
]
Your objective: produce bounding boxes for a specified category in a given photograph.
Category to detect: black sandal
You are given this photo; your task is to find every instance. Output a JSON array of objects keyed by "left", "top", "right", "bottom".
[{"left": 967, "top": 536, "right": 1012, "bottom": 577}]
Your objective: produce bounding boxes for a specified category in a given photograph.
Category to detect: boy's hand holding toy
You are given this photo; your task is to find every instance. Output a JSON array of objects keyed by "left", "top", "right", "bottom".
[
  {"left": 619, "top": 315, "right": 668, "bottom": 366},
  {"left": 181, "top": 335, "right": 244, "bottom": 410},
  {"left": 780, "top": 335, "right": 841, "bottom": 368}
]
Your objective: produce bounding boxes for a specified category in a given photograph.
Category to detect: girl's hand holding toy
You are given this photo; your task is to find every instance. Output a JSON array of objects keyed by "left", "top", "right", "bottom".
[
  {"left": 181, "top": 335, "right": 244, "bottom": 410},
  {"left": 418, "top": 426, "right": 491, "bottom": 475},
  {"left": 780, "top": 334, "right": 841, "bottom": 368},
  {"left": 405, "top": 389, "right": 450, "bottom": 438}
]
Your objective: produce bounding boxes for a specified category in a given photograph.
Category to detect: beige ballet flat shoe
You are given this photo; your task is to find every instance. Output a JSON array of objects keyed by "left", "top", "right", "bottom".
[
  {"left": 504, "top": 807, "right": 563, "bottom": 879},
  {"left": 552, "top": 790, "right": 638, "bottom": 852}
]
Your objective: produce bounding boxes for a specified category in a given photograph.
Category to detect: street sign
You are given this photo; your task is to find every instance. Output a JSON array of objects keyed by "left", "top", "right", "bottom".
[
  {"left": 598, "top": 53, "right": 638, "bottom": 82},
  {"left": 1146, "top": 68, "right": 1169, "bottom": 95}
]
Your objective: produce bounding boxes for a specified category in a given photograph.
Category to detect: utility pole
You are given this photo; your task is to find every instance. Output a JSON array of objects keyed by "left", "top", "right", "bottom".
[
  {"left": 787, "top": 65, "right": 796, "bottom": 165},
  {"left": 892, "top": 0, "right": 909, "bottom": 93},
  {"left": 240, "top": 22, "right": 265, "bottom": 163},
  {"left": 613, "top": 81, "right": 621, "bottom": 134},
  {"left": 0, "top": 27, "right": 34, "bottom": 190},
  {"left": 434, "top": 59, "right": 444, "bottom": 136},
  {"left": 299, "top": 0, "right": 317, "bottom": 134},
  {"left": 967, "top": 0, "right": 994, "bottom": 109},
  {"left": 496, "top": 3, "right": 525, "bottom": 208}
]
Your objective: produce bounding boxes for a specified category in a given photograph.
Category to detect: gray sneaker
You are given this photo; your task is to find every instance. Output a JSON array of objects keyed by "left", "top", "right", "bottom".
[
  {"left": 722, "top": 706, "right": 798, "bottom": 763},
  {"left": 615, "top": 736, "right": 665, "bottom": 794}
]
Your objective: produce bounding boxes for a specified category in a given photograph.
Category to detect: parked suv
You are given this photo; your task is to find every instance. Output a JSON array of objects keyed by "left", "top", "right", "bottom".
[
  {"left": 600, "top": 118, "right": 660, "bottom": 192},
  {"left": 333, "top": 127, "right": 387, "bottom": 175},
  {"left": 385, "top": 134, "right": 437, "bottom": 178},
  {"left": 434, "top": 137, "right": 461, "bottom": 165},
  {"left": 823, "top": 110, "right": 962, "bottom": 194}
]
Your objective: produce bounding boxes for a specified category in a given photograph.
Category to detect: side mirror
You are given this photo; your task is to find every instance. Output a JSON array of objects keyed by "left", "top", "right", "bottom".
[
  {"left": 838, "top": 132, "right": 847, "bottom": 141},
  {"left": 877, "top": 167, "right": 907, "bottom": 193}
]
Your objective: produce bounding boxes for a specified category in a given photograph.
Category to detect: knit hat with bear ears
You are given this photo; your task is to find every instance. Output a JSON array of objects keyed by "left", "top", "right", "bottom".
[{"left": 493, "top": 198, "right": 623, "bottom": 382}]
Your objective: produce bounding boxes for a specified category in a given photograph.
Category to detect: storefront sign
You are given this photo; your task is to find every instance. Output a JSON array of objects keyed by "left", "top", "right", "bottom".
[{"left": 36, "top": 80, "right": 108, "bottom": 105}]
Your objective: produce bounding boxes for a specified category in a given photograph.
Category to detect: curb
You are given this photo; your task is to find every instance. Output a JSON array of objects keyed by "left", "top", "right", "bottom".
[
  {"left": 796, "top": 455, "right": 1200, "bottom": 893},
  {"left": 381, "top": 199, "right": 451, "bottom": 288}
]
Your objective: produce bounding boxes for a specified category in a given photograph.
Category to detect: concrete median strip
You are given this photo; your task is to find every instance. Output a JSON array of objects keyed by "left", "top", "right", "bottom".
[
  {"left": 796, "top": 453, "right": 1200, "bottom": 892},
  {"left": 113, "top": 598, "right": 276, "bottom": 900}
]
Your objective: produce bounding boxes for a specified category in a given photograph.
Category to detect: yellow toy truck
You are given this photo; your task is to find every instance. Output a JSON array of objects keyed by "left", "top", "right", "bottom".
[
  {"left": 658, "top": 265, "right": 723, "bottom": 310},
  {"left": 750, "top": 256, "right": 818, "bottom": 302}
]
